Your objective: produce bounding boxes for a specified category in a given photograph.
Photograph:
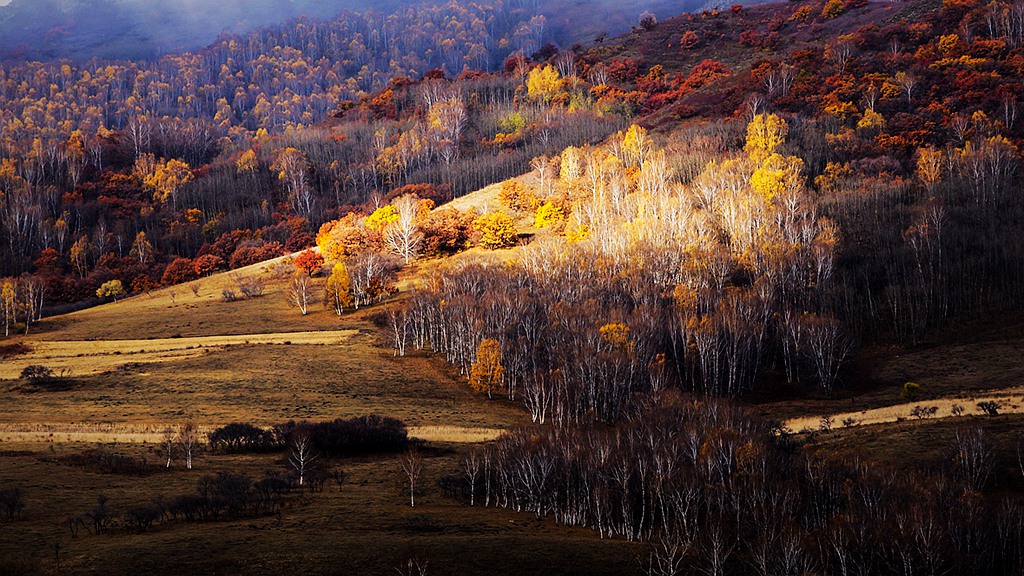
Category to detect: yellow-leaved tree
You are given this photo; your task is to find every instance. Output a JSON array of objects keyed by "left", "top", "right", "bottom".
[
  {"left": 599, "top": 323, "right": 633, "bottom": 352},
  {"left": 744, "top": 113, "right": 788, "bottom": 161},
  {"left": 560, "top": 146, "right": 583, "bottom": 183},
  {"left": 527, "top": 64, "right": 562, "bottom": 102},
  {"left": 498, "top": 179, "right": 539, "bottom": 212},
  {"left": 145, "top": 158, "right": 193, "bottom": 208},
  {"left": 96, "top": 279, "right": 125, "bottom": 301},
  {"left": 749, "top": 153, "right": 805, "bottom": 202},
  {"left": 621, "top": 124, "right": 651, "bottom": 167},
  {"left": 324, "top": 263, "right": 354, "bottom": 315},
  {"left": 236, "top": 149, "right": 259, "bottom": 173},
  {"left": 469, "top": 338, "right": 504, "bottom": 398},
  {"left": 1, "top": 279, "right": 15, "bottom": 337},
  {"left": 916, "top": 147, "right": 944, "bottom": 192},
  {"left": 534, "top": 201, "right": 565, "bottom": 228},
  {"left": 857, "top": 109, "right": 885, "bottom": 132},
  {"left": 473, "top": 212, "right": 517, "bottom": 249},
  {"left": 365, "top": 205, "right": 399, "bottom": 233}
]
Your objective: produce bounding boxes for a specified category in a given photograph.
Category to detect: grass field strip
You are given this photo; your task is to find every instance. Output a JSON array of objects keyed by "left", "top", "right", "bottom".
[
  {"left": 0, "top": 422, "right": 504, "bottom": 445},
  {"left": 0, "top": 330, "right": 358, "bottom": 379},
  {"left": 784, "top": 387, "right": 1024, "bottom": 432}
]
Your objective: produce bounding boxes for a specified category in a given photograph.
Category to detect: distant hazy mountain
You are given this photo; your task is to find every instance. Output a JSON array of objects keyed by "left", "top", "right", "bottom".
[
  {"left": 0, "top": 0, "right": 728, "bottom": 62},
  {"left": 0, "top": 0, "right": 399, "bottom": 60}
]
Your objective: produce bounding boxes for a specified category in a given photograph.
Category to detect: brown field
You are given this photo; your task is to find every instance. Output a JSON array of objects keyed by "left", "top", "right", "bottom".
[
  {"left": 804, "top": 413, "right": 1024, "bottom": 493},
  {"left": 0, "top": 255, "right": 593, "bottom": 575},
  {"left": 0, "top": 444, "right": 639, "bottom": 576}
]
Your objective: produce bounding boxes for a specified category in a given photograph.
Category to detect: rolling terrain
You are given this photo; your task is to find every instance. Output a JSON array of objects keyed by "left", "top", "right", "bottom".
[{"left": 2, "top": 0, "right": 1024, "bottom": 572}]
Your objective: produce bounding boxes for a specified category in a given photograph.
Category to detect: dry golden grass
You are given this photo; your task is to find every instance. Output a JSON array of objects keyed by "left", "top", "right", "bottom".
[
  {"left": 0, "top": 423, "right": 504, "bottom": 446},
  {"left": 0, "top": 250, "right": 580, "bottom": 575},
  {"left": 0, "top": 330, "right": 357, "bottom": 379},
  {"left": 442, "top": 179, "right": 505, "bottom": 214},
  {"left": 784, "top": 386, "right": 1024, "bottom": 432},
  {"left": 407, "top": 425, "right": 506, "bottom": 443},
  {"left": 0, "top": 253, "right": 528, "bottom": 435}
]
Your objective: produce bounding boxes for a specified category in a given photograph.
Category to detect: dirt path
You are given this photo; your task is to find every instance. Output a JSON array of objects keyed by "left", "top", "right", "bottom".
[
  {"left": 0, "top": 422, "right": 503, "bottom": 445},
  {"left": 0, "top": 330, "right": 358, "bottom": 379},
  {"left": 784, "top": 387, "right": 1024, "bottom": 432}
]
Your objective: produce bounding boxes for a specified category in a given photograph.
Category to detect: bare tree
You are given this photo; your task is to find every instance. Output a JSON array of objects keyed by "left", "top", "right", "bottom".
[
  {"left": 401, "top": 448, "right": 424, "bottom": 507},
  {"left": 463, "top": 451, "right": 481, "bottom": 506},
  {"left": 953, "top": 427, "right": 994, "bottom": 491},
  {"left": 801, "top": 313, "right": 853, "bottom": 396},
  {"left": 384, "top": 195, "right": 422, "bottom": 264},
  {"left": 893, "top": 72, "right": 917, "bottom": 104},
  {"left": 161, "top": 426, "right": 175, "bottom": 468},
  {"left": 179, "top": 422, "right": 199, "bottom": 470},
  {"left": 288, "top": 431, "right": 318, "bottom": 486},
  {"left": 645, "top": 532, "right": 692, "bottom": 576},
  {"left": 286, "top": 272, "right": 317, "bottom": 315},
  {"left": 531, "top": 155, "right": 552, "bottom": 196},
  {"left": 395, "top": 557, "right": 429, "bottom": 576}
]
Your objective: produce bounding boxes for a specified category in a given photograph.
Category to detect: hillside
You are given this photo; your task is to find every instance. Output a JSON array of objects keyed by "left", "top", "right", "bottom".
[
  {"left": 0, "top": 0, "right": 715, "bottom": 61},
  {"left": 3, "top": 0, "right": 1024, "bottom": 573},
  {"left": 0, "top": 253, "right": 525, "bottom": 433}
]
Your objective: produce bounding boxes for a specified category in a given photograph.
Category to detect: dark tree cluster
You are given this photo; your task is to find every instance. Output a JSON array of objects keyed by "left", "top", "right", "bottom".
[
  {"left": 68, "top": 471, "right": 305, "bottom": 537},
  {"left": 454, "top": 392, "right": 1024, "bottom": 576},
  {"left": 208, "top": 415, "right": 409, "bottom": 456},
  {"left": 0, "top": 487, "right": 25, "bottom": 520}
]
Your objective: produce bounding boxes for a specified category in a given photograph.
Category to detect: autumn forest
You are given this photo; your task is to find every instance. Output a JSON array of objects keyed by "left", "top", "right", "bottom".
[{"left": 1, "top": 0, "right": 1024, "bottom": 573}]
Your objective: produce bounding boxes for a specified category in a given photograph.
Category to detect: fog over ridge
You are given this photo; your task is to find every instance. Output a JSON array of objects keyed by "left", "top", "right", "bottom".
[{"left": 0, "top": 0, "right": 720, "bottom": 61}]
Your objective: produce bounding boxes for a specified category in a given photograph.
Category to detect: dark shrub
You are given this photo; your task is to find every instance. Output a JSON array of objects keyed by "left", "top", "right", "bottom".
[
  {"left": 207, "top": 423, "right": 281, "bottom": 453},
  {"left": 0, "top": 488, "right": 25, "bottom": 520}
]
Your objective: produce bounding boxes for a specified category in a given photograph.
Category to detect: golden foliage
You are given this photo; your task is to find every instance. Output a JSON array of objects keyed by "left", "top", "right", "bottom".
[
  {"left": 324, "top": 263, "right": 354, "bottom": 314},
  {"left": 744, "top": 114, "right": 788, "bottom": 161},
  {"left": 469, "top": 338, "right": 504, "bottom": 397},
  {"left": 316, "top": 214, "right": 365, "bottom": 261},
  {"left": 473, "top": 212, "right": 518, "bottom": 249},
  {"left": 749, "top": 153, "right": 805, "bottom": 202},
  {"left": 599, "top": 323, "right": 633, "bottom": 351},
  {"left": 814, "top": 162, "right": 853, "bottom": 192},
  {"left": 526, "top": 64, "right": 562, "bottom": 102},
  {"left": 144, "top": 158, "right": 193, "bottom": 204},
  {"left": 236, "top": 149, "right": 259, "bottom": 173},
  {"left": 365, "top": 205, "right": 399, "bottom": 232},
  {"left": 96, "top": 279, "right": 125, "bottom": 300},
  {"left": 916, "top": 147, "right": 944, "bottom": 188},
  {"left": 498, "top": 179, "right": 539, "bottom": 212},
  {"left": 621, "top": 124, "right": 651, "bottom": 167},
  {"left": 821, "top": 0, "right": 845, "bottom": 18},
  {"left": 560, "top": 146, "right": 583, "bottom": 183},
  {"left": 565, "top": 223, "right": 591, "bottom": 243},
  {"left": 534, "top": 201, "right": 565, "bottom": 228},
  {"left": 857, "top": 108, "right": 885, "bottom": 131}
]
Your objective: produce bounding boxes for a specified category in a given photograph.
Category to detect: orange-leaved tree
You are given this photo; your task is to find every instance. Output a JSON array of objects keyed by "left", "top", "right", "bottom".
[
  {"left": 294, "top": 249, "right": 325, "bottom": 276},
  {"left": 469, "top": 338, "right": 504, "bottom": 398}
]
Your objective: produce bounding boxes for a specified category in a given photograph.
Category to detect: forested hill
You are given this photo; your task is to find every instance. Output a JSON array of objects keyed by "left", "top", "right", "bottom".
[
  {"left": 0, "top": 0, "right": 703, "bottom": 61},
  {"left": 0, "top": 0, "right": 1022, "bottom": 330},
  {"left": 0, "top": 0, "right": 391, "bottom": 61}
]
